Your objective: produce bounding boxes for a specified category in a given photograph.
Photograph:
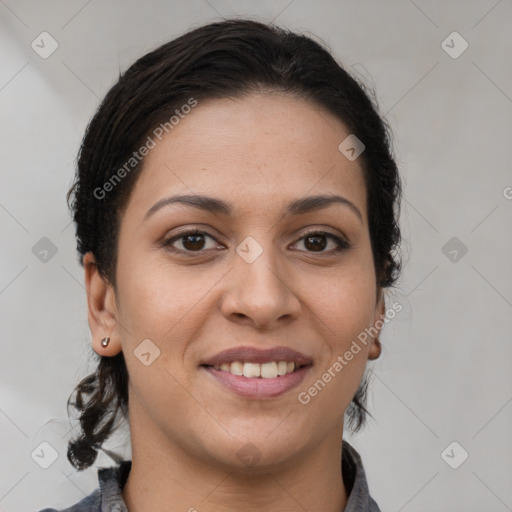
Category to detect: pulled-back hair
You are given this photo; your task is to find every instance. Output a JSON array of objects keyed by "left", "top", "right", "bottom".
[{"left": 66, "top": 17, "right": 402, "bottom": 470}]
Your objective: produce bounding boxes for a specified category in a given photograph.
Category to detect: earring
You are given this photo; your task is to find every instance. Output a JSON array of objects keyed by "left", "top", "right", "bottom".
[{"left": 101, "top": 337, "right": 110, "bottom": 348}]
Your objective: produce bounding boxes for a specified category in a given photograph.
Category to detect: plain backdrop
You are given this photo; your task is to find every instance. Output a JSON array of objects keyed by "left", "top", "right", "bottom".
[{"left": 1, "top": 1, "right": 511, "bottom": 511}]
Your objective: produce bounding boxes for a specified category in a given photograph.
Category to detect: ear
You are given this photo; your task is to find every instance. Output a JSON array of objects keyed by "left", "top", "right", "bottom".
[
  {"left": 83, "top": 252, "right": 122, "bottom": 357},
  {"left": 367, "top": 289, "right": 385, "bottom": 361}
]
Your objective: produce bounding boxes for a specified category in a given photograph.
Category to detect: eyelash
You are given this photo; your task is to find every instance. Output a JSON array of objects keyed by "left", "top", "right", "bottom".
[{"left": 162, "top": 229, "right": 350, "bottom": 256}]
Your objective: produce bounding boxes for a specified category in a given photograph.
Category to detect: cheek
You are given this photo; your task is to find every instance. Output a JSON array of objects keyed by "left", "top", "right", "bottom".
[
  {"left": 115, "top": 243, "right": 184, "bottom": 325},
  {"left": 306, "top": 261, "right": 377, "bottom": 343},
  {"left": 114, "top": 250, "right": 222, "bottom": 351},
  {"left": 298, "top": 271, "right": 376, "bottom": 416}
]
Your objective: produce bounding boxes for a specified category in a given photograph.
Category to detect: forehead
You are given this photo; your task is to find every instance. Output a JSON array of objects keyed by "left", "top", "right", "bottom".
[{"left": 125, "top": 93, "right": 367, "bottom": 222}]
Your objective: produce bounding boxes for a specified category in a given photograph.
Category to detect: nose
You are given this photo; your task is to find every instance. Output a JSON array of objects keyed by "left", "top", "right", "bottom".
[{"left": 220, "top": 240, "right": 302, "bottom": 330}]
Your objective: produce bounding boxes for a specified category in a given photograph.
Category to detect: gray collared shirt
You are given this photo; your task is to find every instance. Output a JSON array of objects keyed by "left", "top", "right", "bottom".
[{"left": 38, "top": 440, "right": 381, "bottom": 512}]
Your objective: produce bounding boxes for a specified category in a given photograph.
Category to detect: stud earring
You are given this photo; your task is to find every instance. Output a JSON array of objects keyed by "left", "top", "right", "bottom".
[{"left": 101, "top": 337, "right": 110, "bottom": 348}]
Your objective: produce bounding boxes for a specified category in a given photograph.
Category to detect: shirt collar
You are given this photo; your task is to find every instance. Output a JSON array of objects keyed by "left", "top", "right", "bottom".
[
  {"left": 98, "top": 440, "right": 380, "bottom": 512},
  {"left": 341, "top": 440, "right": 382, "bottom": 512}
]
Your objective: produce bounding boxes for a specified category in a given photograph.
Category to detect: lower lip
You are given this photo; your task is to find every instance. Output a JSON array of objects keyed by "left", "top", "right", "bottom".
[{"left": 202, "top": 365, "right": 312, "bottom": 399}]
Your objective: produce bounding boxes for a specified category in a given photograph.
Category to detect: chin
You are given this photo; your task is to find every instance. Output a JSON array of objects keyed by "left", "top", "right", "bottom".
[{"left": 199, "top": 428, "right": 307, "bottom": 472}]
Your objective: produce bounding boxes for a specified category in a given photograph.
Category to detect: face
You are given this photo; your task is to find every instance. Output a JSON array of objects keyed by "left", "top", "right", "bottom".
[{"left": 85, "top": 92, "right": 384, "bottom": 471}]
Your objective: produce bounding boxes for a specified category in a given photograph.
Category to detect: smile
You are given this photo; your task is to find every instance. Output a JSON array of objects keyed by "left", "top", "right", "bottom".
[
  {"left": 205, "top": 361, "right": 304, "bottom": 379},
  {"left": 201, "top": 363, "right": 313, "bottom": 399}
]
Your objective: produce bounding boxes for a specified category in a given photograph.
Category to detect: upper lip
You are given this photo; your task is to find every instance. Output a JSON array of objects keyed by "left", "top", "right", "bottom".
[{"left": 201, "top": 346, "right": 313, "bottom": 367}]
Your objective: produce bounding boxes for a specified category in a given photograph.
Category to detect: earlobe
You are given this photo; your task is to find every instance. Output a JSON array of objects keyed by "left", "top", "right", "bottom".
[
  {"left": 368, "top": 338, "right": 382, "bottom": 361},
  {"left": 368, "top": 291, "right": 385, "bottom": 361},
  {"left": 83, "top": 252, "right": 122, "bottom": 356}
]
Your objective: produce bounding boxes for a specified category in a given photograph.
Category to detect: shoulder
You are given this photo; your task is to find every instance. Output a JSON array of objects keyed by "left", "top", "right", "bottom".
[
  {"left": 342, "top": 440, "right": 382, "bottom": 512},
  {"left": 38, "top": 487, "right": 103, "bottom": 511},
  {"left": 36, "top": 460, "right": 131, "bottom": 512},
  {"left": 36, "top": 488, "right": 101, "bottom": 511}
]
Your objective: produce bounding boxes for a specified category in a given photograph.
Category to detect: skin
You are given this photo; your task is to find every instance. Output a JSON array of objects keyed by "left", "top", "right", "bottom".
[{"left": 84, "top": 92, "right": 385, "bottom": 512}]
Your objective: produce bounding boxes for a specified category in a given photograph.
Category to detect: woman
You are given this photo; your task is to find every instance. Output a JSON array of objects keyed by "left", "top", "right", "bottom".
[{"left": 40, "top": 17, "right": 402, "bottom": 512}]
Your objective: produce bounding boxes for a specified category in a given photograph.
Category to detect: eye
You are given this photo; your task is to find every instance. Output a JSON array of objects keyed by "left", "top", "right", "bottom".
[
  {"left": 292, "top": 231, "right": 350, "bottom": 254},
  {"left": 162, "top": 229, "right": 221, "bottom": 254},
  {"left": 162, "top": 229, "right": 350, "bottom": 256}
]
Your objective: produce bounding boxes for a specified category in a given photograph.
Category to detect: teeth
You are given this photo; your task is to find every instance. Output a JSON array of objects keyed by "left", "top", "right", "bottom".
[
  {"left": 243, "top": 363, "right": 260, "bottom": 378},
  {"left": 230, "top": 361, "right": 243, "bottom": 376},
  {"left": 277, "top": 361, "right": 288, "bottom": 375},
  {"left": 212, "top": 361, "right": 298, "bottom": 378},
  {"left": 260, "top": 362, "right": 277, "bottom": 379}
]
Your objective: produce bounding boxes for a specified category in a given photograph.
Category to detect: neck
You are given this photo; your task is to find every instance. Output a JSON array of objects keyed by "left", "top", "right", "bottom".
[{"left": 122, "top": 401, "right": 348, "bottom": 512}]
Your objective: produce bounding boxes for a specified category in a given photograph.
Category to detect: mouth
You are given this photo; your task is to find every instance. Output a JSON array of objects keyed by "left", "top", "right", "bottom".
[
  {"left": 201, "top": 361, "right": 311, "bottom": 379},
  {"left": 200, "top": 363, "right": 313, "bottom": 399},
  {"left": 200, "top": 346, "right": 313, "bottom": 399}
]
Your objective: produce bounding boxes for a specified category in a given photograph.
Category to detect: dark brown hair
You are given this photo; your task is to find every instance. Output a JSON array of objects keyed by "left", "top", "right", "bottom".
[{"left": 66, "top": 17, "right": 402, "bottom": 470}]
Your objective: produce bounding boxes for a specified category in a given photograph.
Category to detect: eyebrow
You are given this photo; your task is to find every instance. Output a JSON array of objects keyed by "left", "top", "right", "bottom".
[{"left": 144, "top": 193, "right": 363, "bottom": 223}]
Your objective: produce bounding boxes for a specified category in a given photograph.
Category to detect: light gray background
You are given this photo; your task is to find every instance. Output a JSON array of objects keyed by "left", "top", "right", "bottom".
[{"left": 1, "top": 1, "right": 511, "bottom": 511}]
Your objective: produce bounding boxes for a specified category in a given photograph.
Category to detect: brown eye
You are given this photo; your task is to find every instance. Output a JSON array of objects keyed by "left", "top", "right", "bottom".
[
  {"left": 304, "top": 234, "right": 327, "bottom": 251},
  {"left": 163, "top": 230, "right": 219, "bottom": 254},
  {"left": 162, "top": 229, "right": 349, "bottom": 256},
  {"left": 294, "top": 231, "right": 349, "bottom": 254},
  {"left": 181, "top": 233, "right": 206, "bottom": 251}
]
